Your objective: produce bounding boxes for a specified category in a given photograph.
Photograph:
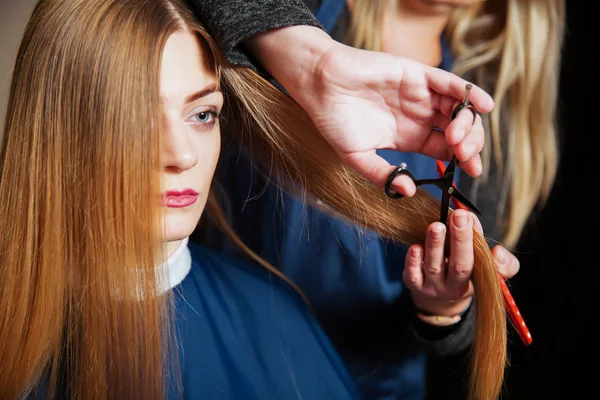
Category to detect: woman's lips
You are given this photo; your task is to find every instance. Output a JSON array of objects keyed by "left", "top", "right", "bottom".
[{"left": 161, "top": 188, "right": 199, "bottom": 208}]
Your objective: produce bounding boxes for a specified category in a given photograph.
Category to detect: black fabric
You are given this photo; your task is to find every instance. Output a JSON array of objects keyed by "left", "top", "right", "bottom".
[{"left": 410, "top": 301, "right": 475, "bottom": 357}]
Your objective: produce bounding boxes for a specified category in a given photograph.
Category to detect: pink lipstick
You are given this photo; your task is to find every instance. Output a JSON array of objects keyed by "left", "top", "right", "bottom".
[{"left": 161, "top": 188, "right": 199, "bottom": 208}]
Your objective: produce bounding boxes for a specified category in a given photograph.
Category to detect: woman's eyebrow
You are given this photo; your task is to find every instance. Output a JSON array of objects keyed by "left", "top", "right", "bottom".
[{"left": 184, "top": 83, "right": 220, "bottom": 104}]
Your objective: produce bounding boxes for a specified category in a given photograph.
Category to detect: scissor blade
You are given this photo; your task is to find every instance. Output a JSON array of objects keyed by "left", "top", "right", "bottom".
[
  {"left": 414, "top": 178, "right": 442, "bottom": 188},
  {"left": 449, "top": 188, "right": 481, "bottom": 216},
  {"left": 440, "top": 191, "right": 451, "bottom": 226},
  {"left": 443, "top": 156, "right": 458, "bottom": 180}
]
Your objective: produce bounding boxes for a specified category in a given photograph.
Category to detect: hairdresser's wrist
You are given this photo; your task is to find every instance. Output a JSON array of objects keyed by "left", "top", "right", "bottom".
[
  {"left": 412, "top": 295, "right": 473, "bottom": 322},
  {"left": 244, "top": 25, "right": 336, "bottom": 109}
]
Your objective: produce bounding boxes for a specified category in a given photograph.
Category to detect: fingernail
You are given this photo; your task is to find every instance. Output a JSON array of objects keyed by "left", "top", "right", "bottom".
[
  {"left": 411, "top": 247, "right": 421, "bottom": 258},
  {"left": 431, "top": 225, "right": 444, "bottom": 239},
  {"left": 454, "top": 211, "right": 468, "bottom": 227}
]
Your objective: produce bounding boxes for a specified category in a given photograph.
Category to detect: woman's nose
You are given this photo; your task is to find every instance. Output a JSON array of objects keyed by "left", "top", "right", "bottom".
[{"left": 162, "top": 118, "right": 198, "bottom": 172}]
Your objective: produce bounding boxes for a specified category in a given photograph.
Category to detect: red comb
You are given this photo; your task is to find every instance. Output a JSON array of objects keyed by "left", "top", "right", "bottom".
[{"left": 498, "top": 274, "right": 533, "bottom": 345}]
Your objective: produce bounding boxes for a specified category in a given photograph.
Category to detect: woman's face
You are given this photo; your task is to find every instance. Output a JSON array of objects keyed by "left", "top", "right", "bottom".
[{"left": 159, "top": 31, "right": 223, "bottom": 245}]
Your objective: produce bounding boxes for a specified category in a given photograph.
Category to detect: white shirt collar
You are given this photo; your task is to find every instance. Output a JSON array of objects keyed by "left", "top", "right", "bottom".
[{"left": 156, "top": 237, "right": 192, "bottom": 294}]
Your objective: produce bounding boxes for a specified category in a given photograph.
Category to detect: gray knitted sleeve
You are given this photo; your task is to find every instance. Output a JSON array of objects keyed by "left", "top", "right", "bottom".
[{"left": 187, "top": 0, "right": 324, "bottom": 70}]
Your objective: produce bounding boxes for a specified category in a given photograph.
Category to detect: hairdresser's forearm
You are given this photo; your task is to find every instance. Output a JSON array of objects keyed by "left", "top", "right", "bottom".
[
  {"left": 188, "top": 0, "right": 322, "bottom": 69},
  {"left": 244, "top": 26, "right": 336, "bottom": 111}
]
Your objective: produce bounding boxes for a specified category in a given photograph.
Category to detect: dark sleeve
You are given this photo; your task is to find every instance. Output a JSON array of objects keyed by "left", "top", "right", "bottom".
[
  {"left": 409, "top": 300, "right": 476, "bottom": 357},
  {"left": 187, "top": 0, "right": 324, "bottom": 70}
]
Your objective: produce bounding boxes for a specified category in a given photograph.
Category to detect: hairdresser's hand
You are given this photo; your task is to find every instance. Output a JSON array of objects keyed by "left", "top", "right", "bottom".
[
  {"left": 403, "top": 210, "right": 520, "bottom": 318},
  {"left": 246, "top": 26, "right": 494, "bottom": 196}
]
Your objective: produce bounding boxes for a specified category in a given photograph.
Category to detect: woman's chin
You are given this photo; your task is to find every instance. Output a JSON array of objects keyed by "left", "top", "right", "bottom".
[{"left": 163, "top": 220, "right": 197, "bottom": 243}]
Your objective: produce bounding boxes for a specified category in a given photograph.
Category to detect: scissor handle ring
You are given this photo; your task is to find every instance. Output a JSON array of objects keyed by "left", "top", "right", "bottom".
[
  {"left": 451, "top": 103, "right": 478, "bottom": 124},
  {"left": 385, "top": 163, "right": 416, "bottom": 199}
]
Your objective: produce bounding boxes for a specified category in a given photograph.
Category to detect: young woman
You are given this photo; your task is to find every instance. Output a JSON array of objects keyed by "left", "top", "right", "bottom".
[{"left": 0, "top": 0, "right": 509, "bottom": 399}]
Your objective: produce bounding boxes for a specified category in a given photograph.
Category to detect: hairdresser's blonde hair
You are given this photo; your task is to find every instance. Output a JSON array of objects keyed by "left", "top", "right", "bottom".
[
  {"left": 348, "top": 0, "right": 565, "bottom": 247},
  {"left": 1, "top": 0, "right": 506, "bottom": 399}
]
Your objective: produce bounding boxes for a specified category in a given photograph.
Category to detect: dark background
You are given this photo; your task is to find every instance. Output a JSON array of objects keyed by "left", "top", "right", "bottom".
[{"left": 427, "top": 2, "right": 589, "bottom": 398}]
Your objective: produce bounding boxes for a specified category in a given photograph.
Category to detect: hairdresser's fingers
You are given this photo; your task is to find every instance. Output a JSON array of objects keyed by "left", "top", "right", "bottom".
[
  {"left": 422, "top": 222, "right": 447, "bottom": 289},
  {"left": 455, "top": 137, "right": 485, "bottom": 177},
  {"left": 443, "top": 110, "right": 485, "bottom": 179},
  {"left": 492, "top": 245, "right": 520, "bottom": 279},
  {"left": 469, "top": 212, "right": 520, "bottom": 278},
  {"left": 403, "top": 245, "right": 424, "bottom": 291},
  {"left": 446, "top": 209, "right": 474, "bottom": 299},
  {"left": 344, "top": 151, "right": 417, "bottom": 196},
  {"left": 445, "top": 108, "right": 481, "bottom": 149},
  {"left": 418, "top": 130, "right": 451, "bottom": 161},
  {"left": 425, "top": 66, "right": 494, "bottom": 114},
  {"left": 439, "top": 98, "right": 470, "bottom": 145},
  {"left": 416, "top": 126, "right": 483, "bottom": 178},
  {"left": 464, "top": 213, "right": 482, "bottom": 298},
  {"left": 387, "top": 167, "right": 417, "bottom": 197},
  {"left": 430, "top": 110, "right": 451, "bottom": 132},
  {"left": 417, "top": 129, "right": 480, "bottom": 169},
  {"left": 454, "top": 114, "right": 484, "bottom": 163},
  {"left": 456, "top": 154, "right": 483, "bottom": 179}
]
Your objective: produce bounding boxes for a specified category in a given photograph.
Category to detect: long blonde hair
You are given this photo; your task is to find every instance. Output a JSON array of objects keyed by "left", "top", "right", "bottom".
[
  {"left": 348, "top": 0, "right": 565, "bottom": 247},
  {"left": 1, "top": 0, "right": 506, "bottom": 399},
  {"left": 0, "top": 0, "right": 203, "bottom": 398}
]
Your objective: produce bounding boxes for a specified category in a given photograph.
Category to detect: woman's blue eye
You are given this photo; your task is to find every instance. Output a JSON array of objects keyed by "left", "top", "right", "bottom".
[
  {"left": 194, "top": 112, "right": 212, "bottom": 123},
  {"left": 186, "top": 108, "right": 219, "bottom": 131},
  {"left": 188, "top": 110, "right": 219, "bottom": 131}
]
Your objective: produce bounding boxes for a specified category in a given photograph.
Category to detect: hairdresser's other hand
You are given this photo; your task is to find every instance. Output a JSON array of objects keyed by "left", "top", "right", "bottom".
[
  {"left": 403, "top": 210, "right": 519, "bottom": 317},
  {"left": 245, "top": 26, "right": 495, "bottom": 196}
]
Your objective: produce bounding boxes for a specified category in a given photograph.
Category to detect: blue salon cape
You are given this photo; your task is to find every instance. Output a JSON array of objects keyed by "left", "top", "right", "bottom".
[
  {"left": 201, "top": 1, "right": 460, "bottom": 399},
  {"left": 168, "top": 242, "right": 363, "bottom": 399},
  {"left": 29, "top": 242, "right": 361, "bottom": 399}
]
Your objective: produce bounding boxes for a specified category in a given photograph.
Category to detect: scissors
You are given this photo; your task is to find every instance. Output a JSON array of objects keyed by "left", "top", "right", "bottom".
[
  {"left": 384, "top": 84, "right": 533, "bottom": 346},
  {"left": 385, "top": 84, "right": 481, "bottom": 225}
]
